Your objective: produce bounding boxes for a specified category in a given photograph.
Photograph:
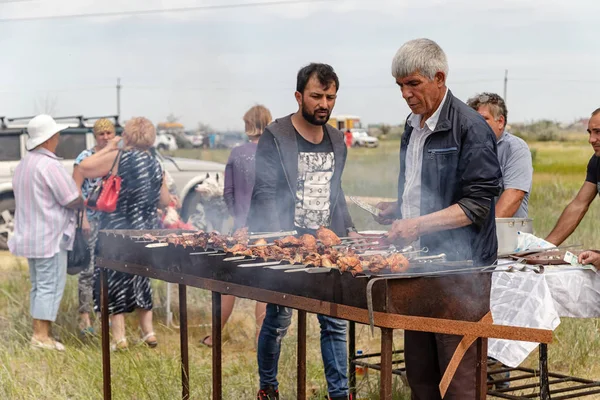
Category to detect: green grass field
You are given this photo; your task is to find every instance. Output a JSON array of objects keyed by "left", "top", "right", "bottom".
[{"left": 1, "top": 139, "right": 599, "bottom": 399}]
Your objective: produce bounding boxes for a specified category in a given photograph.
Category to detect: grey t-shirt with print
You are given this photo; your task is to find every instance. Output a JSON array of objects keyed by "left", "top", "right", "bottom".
[{"left": 294, "top": 128, "right": 334, "bottom": 230}]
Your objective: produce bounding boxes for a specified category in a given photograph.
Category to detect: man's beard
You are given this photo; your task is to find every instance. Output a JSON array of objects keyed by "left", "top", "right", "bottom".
[{"left": 301, "top": 103, "right": 331, "bottom": 126}]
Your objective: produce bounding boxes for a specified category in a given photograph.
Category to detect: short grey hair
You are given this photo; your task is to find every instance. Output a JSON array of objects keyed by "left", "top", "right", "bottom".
[
  {"left": 391, "top": 38, "right": 449, "bottom": 80},
  {"left": 592, "top": 108, "right": 600, "bottom": 117},
  {"left": 467, "top": 92, "right": 508, "bottom": 124}
]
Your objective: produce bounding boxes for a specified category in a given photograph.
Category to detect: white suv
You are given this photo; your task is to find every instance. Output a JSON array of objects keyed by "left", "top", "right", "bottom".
[
  {"left": 351, "top": 129, "right": 379, "bottom": 148},
  {"left": 0, "top": 115, "right": 224, "bottom": 249}
]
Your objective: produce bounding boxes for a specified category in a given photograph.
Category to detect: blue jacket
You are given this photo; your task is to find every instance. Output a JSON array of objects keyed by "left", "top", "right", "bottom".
[{"left": 397, "top": 90, "right": 502, "bottom": 265}]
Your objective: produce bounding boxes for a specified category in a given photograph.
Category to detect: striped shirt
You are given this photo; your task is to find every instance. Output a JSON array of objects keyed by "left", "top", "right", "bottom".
[{"left": 9, "top": 148, "right": 80, "bottom": 258}]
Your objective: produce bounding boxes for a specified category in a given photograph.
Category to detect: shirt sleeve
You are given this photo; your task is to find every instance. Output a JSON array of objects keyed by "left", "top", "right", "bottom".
[
  {"left": 502, "top": 140, "right": 533, "bottom": 193},
  {"left": 74, "top": 149, "right": 92, "bottom": 166},
  {"left": 247, "top": 130, "right": 281, "bottom": 233},
  {"left": 223, "top": 152, "right": 235, "bottom": 215},
  {"left": 585, "top": 156, "right": 599, "bottom": 184},
  {"left": 44, "top": 161, "right": 80, "bottom": 206},
  {"left": 456, "top": 122, "right": 503, "bottom": 226}
]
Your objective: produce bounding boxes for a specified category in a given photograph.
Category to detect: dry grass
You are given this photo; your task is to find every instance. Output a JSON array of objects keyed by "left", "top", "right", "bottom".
[{"left": 1, "top": 139, "right": 599, "bottom": 399}]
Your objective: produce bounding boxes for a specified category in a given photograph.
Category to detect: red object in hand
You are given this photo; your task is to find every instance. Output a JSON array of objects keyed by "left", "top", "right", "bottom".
[{"left": 161, "top": 205, "right": 195, "bottom": 230}]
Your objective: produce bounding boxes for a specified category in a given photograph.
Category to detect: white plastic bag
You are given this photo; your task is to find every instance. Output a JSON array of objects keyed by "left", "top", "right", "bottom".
[{"left": 514, "top": 232, "right": 554, "bottom": 253}]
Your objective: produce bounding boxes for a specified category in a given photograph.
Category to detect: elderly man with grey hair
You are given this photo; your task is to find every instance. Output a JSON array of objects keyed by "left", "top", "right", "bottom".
[
  {"left": 467, "top": 92, "right": 533, "bottom": 219},
  {"left": 375, "top": 39, "right": 502, "bottom": 399}
]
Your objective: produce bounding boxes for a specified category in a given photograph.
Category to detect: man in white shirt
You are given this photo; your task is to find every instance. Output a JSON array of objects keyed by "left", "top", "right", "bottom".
[{"left": 376, "top": 39, "right": 502, "bottom": 399}]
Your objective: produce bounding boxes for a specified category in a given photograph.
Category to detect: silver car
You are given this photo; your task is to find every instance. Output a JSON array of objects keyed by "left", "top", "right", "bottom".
[{"left": 0, "top": 116, "right": 224, "bottom": 249}]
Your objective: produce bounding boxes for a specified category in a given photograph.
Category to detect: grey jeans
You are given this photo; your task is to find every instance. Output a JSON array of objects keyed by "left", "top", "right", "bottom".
[{"left": 78, "top": 219, "right": 98, "bottom": 315}]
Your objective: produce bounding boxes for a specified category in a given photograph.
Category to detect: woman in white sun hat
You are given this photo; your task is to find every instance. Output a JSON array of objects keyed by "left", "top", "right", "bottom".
[{"left": 9, "top": 114, "right": 83, "bottom": 351}]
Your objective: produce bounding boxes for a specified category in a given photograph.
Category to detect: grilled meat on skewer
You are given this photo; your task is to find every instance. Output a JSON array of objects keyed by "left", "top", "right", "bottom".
[
  {"left": 143, "top": 229, "right": 410, "bottom": 274},
  {"left": 274, "top": 235, "right": 302, "bottom": 247},
  {"left": 143, "top": 233, "right": 158, "bottom": 241},
  {"left": 167, "top": 233, "right": 199, "bottom": 247},
  {"left": 387, "top": 253, "right": 410, "bottom": 273},
  {"left": 251, "top": 238, "right": 268, "bottom": 258},
  {"left": 321, "top": 254, "right": 336, "bottom": 268},
  {"left": 303, "top": 252, "right": 322, "bottom": 267},
  {"left": 337, "top": 255, "right": 363, "bottom": 275},
  {"left": 226, "top": 243, "right": 253, "bottom": 257},
  {"left": 300, "top": 234, "right": 318, "bottom": 251},
  {"left": 316, "top": 226, "right": 342, "bottom": 246},
  {"left": 364, "top": 255, "right": 389, "bottom": 273},
  {"left": 232, "top": 227, "right": 249, "bottom": 245}
]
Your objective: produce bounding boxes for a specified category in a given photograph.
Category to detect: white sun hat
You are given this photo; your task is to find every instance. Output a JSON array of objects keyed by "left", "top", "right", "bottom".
[{"left": 26, "top": 114, "right": 70, "bottom": 151}]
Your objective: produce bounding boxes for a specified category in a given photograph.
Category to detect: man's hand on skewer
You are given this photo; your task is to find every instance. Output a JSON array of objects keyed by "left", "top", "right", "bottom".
[
  {"left": 387, "top": 218, "right": 419, "bottom": 247},
  {"left": 374, "top": 201, "right": 398, "bottom": 225}
]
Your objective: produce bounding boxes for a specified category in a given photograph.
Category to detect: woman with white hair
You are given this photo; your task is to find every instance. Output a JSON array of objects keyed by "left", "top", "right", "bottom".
[{"left": 78, "top": 117, "right": 171, "bottom": 350}]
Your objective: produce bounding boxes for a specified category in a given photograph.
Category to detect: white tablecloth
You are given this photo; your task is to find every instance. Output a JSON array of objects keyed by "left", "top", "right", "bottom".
[{"left": 488, "top": 263, "right": 600, "bottom": 367}]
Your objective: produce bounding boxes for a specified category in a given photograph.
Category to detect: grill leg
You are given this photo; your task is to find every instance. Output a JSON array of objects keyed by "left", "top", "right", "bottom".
[
  {"left": 297, "top": 310, "right": 307, "bottom": 400},
  {"left": 476, "top": 337, "right": 488, "bottom": 400},
  {"left": 380, "top": 328, "right": 393, "bottom": 400},
  {"left": 100, "top": 267, "right": 112, "bottom": 400},
  {"left": 179, "top": 285, "right": 190, "bottom": 400},
  {"left": 212, "top": 292, "right": 222, "bottom": 400},
  {"left": 539, "top": 344, "right": 551, "bottom": 400},
  {"left": 348, "top": 321, "right": 356, "bottom": 399},
  {"left": 166, "top": 282, "right": 172, "bottom": 327}
]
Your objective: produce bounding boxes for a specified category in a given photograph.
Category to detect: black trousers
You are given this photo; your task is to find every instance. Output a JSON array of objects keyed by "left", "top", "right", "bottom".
[{"left": 404, "top": 330, "right": 477, "bottom": 400}]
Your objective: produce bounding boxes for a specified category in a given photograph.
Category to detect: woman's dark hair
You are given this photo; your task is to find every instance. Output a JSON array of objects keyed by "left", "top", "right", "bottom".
[{"left": 296, "top": 63, "right": 339, "bottom": 94}]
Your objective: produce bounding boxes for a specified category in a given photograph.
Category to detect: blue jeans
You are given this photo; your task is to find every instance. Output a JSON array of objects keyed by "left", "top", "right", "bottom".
[
  {"left": 28, "top": 249, "right": 67, "bottom": 322},
  {"left": 257, "top": 304, "right": 348, "bottom": 398}
]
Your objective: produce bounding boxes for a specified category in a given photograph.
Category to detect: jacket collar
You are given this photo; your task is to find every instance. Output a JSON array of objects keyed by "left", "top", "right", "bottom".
[{"left": 432, "top": 88, "right": 454, "bottom": 133}]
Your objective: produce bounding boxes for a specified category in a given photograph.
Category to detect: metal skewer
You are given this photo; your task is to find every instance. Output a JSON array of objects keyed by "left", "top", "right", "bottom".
[
  {"left": 267, "top": 264, "right": 307, "bottom": 270},
  {"left": 237, "top": 261, "right": 283, "bottom": 268},
  {"left": 223, "top": 255, "right": 255, "bottom": 262},
  {"left": 248, "top": 230, "right": 298, "bottom": 239},
  {"left": 145, "top": 242, "right": 170, "bottom": 248},
  {"left": 499, "top": 243, "right": 583, "bottom": 258}
]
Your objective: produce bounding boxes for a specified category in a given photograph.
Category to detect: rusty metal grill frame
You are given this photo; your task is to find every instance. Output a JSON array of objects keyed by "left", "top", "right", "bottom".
[
  {"left": 96, "top": 230, "right": 555, "bottom": 400},
  {"left": 347, "top": 325, "right": 600, "bottom": 400}
]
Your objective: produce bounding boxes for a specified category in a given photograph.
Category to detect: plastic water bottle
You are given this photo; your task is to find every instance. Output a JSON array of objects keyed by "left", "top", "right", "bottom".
[{"left": 355, "top": 350, "right": 368, "bottom": 377}]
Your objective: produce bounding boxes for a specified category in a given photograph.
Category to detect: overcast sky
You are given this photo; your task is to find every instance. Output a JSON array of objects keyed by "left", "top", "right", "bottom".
[{"left": 0, "top": 0, "right": 598, "bottom": 130}]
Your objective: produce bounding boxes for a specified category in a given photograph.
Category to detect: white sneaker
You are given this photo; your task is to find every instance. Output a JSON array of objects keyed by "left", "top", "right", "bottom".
[{"left": 31, "top": 338, "right": 66, "bottom": 352}]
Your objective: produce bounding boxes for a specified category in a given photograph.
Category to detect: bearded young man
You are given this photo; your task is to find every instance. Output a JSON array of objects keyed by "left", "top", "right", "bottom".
[{"left": 248, "top": 63, "right": 357, "bottom": 400}]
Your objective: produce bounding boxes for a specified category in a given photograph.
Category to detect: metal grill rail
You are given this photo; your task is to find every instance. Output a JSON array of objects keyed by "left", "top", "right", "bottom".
[{"left": 347, "top": 333, "right": 600, "bottom": 400}]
